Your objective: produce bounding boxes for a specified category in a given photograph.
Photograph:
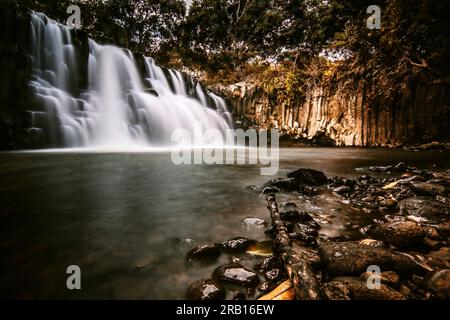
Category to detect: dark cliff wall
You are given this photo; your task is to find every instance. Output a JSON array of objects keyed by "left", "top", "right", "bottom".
[
  {"left": 219, "top": 78, "right": 450, "bottom": 147},
  {"left": 0, "top": 9, "right": 31, "bottom": 149}
]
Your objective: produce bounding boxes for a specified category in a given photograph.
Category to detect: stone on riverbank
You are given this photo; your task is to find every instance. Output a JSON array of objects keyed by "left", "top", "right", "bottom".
[
  {"left": 323, "top": 277, "right": 405, "bottom": 300},
  {"left": 319, "top": 242, "right": 426, "bottom": 277},
  {"left": 213, "top": 264, "right": 260, "bottom": 287},
  {"left": 186, "top": 244, "right": 221, "bottom": 262},
  {"left": 186, "top": 279, "right": 226, "bottom": 300},
  {"left": 371, "top": 221, "right": 425, "bottom": 249},
  {"left": 286, "top": 168, "right": 328, "bottom": 186},
  {"left": 221, "top": 237, "right": 257, "bottom": 252}
]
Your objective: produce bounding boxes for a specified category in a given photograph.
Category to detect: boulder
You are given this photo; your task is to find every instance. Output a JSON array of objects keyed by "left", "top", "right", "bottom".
[
  {"left": 324, "top": 277, "right": 405, "bottom": 300},
  {"left": 186, "top": 279, "right": 226, "bottom": 300},
  {"left": 319, "top": 242, "right": 426, "bottom": 277},
  {"left": 371, "top": 221, "right": 425, "bottom": 249},
  {"left": 286, "top": 168, "right": 328, "bottom": 186},
  {"left": 213, "top": 264, "right": 260, "bottom": 287},
  {"left": 186, "top": 244, "right": 221, "bottom": 262}
]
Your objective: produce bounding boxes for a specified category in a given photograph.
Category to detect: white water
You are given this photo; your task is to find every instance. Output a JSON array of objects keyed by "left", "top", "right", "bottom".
[{"left": 28, "top": 12, "right": 232, "bottom": 149}]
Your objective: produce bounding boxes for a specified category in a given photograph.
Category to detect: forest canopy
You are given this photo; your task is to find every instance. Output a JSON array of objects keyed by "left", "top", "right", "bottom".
[{"left": 5, "top": 0, "right": 450, "bottom": 93}]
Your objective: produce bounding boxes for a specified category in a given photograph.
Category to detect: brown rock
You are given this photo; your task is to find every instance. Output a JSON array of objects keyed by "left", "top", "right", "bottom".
[
  {"left": 325, "top": 277, "right": 405, "bottom": 300},
  {"left": 319, "top": 242, "right": 426, "bottom": 277},
  {"left": 360, "top": 270, "right": 400, "bottom": 288},
  {"left": 371, "top": 221, "right": 425, "bottom": 248}
]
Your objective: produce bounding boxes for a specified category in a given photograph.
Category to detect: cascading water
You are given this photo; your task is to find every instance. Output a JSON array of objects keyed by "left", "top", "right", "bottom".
[{"left": 28, "top": 12, "right": 232, "bottom": 149}]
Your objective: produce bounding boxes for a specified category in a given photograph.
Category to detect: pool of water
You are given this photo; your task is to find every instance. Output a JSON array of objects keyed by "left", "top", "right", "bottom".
[{"left": 0, "top": 148, "right": 449, "bottom": 299}]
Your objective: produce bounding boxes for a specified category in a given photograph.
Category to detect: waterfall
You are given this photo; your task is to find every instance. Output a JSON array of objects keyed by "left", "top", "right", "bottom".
[{"left": 28, "top": 12, "right": 232, "bottom": 149}]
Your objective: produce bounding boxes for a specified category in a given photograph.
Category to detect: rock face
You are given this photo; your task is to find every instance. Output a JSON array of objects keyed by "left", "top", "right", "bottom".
[
  {"left": 215, "top": 79, "right": 450, "bottom": 147},
  {"left": 323, "top": 277, "right": 405, "bottom": 300},
  {"left": 0, "top": 8, "right": 33, "bottom": 149},
  {"left": 186, "top": 279, "right": 226, "bottom": 300},
  {"left": 213, "top": 264, "right": 260, "bottom": 287},
  {"left": 371, "top": 221, "right": 426, "bottom": 249},
  {"left": 319, "top": 242, "right": 425, "bottom": 277}
]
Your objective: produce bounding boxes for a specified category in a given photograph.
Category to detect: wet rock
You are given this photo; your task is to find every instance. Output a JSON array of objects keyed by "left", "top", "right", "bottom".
[
  {"left": 286, "top": 168, "right": 328, "bottom": 186},
  {"left": 242, "top": 217, "right": 267, "bottom": 227},
  {"left": 371, "top": 221, "right": 425, "bottom": 249},
  {"left": 221, "top": 237, "right": 257, "bottom": 252},
  {"left": 399, "top": 197, "right": 450, "bottom": 221},
  {"left": 264, "top": 269, "right": 286, "bottom": 283},
  {"left": 333, "top": 186, "right": 352, "bottom": 195},
  {"left": 411, "top": 182, "right": 445, "bottom": 196},
  {"left": 186, "top": 279, "right": 225, "bottom": 300},
  {"left": 425, "top": 269, "right": 450, "bottom": 299},
  {"left": 186, "top": 244, "right": 221, "bottom": 262},
  {"left": 359, "top": 271, "right": 400, "bottom": 288},
  {"left": 324, "top": 277, "right": 405, "bottom": 299},
  {"left": 213, "top": 264, "right": 260, "bottom": 287},
  {"left": 261, "top": 186, "right": 279, "bottom": 194},
  {"left": 295, "top": 223, "right": 319, "bottom": 237},
  {"left": 319, "top": 242, "right": 426, "bottom": 277},
  {"left": 256, "top": 256, "right": 281, "bottom": 273},
  {"left": 289, "top": 233, "right": 316, "bottom": 246},
  {"left": 257, "top": 281, "right": 276, "bottom": 293},
  {"left": 263, "top": 178, "right": 297, "bottom": 192}
]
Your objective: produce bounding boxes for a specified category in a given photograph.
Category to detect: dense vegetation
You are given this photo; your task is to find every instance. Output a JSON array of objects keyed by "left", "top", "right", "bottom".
[{"left": 5, "top": 0, "right": 450, "bottom": 107}]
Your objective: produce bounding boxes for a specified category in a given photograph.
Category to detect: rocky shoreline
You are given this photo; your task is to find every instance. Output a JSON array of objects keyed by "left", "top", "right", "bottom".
[{"left": 183, "top": 164, "right": 450, "bottom": 300}]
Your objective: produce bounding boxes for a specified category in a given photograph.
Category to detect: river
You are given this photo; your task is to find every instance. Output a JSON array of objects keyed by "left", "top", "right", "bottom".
[{"left": 0, "top": 148, "right": 449, "bottom": 299}]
